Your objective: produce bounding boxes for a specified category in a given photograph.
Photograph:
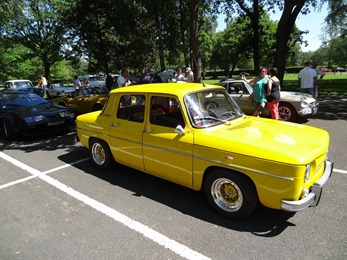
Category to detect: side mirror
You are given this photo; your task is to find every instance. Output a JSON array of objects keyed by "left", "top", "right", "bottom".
[{"left": 175, "top": 125, "right": 185, "bottom": 135}]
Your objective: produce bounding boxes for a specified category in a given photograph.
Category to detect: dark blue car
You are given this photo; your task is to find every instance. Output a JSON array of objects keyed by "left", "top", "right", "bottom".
[{"left": 0, "top": 91, "right": 75, "bottom": 139}]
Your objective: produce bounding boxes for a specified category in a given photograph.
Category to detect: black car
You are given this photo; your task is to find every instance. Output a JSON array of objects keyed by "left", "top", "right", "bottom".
[{"left": 0, "top": 91, "right": 75, "bottom": 139}]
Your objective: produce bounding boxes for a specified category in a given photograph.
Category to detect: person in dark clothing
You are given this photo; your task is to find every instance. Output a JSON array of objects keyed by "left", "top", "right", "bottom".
[
  {"left": 105, "top": 73, "right": 114, "bottom": 92},
  {"left": 266, "top": 67, "right": 281, "bottom": 120}
]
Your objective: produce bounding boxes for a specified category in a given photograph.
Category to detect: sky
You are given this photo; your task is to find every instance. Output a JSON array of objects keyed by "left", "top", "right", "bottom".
[{"left": 217, "top": 3, "right": 329, "bottom": 52}]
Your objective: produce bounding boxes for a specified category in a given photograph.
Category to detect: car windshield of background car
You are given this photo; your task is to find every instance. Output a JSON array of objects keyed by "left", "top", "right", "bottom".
[{"left": 14, "top": 81, "right": 34, "bottom": 88}]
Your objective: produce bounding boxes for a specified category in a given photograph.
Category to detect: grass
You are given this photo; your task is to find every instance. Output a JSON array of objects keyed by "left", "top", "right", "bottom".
[{"left": 204, "top": 72, "right": 347, "bottom": 95}]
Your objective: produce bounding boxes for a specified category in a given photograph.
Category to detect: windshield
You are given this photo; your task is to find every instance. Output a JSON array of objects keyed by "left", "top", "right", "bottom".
[
  {"left": 184, "top": 89, "right": 243, "bottom": 128},
  {"left": 89, "top": 76, "right": 104, "bottom": 81},
  {"left": 13, "top": 81, "right": 34, "bottom": 88},
  {"left": 0, "top": 93, "right": 48, "bottom": 107}
]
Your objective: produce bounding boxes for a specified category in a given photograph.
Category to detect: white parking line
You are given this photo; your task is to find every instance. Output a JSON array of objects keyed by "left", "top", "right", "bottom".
[
  {"left": 0, "top": 151, "right": 210, "bottom": 260},
  {"left": 334, "top": 168, "right": 347, "bottom": 174}
]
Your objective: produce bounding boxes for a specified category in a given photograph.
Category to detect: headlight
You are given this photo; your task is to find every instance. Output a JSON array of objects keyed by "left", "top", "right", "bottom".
[
  {"left": 304, "top": 164, "right": 311, "bottom": 182},
  {"left": 24, "top": 115, "right": 44, "bottom": 123}
]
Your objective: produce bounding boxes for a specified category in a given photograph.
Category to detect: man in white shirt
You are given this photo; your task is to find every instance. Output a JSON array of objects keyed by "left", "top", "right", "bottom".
[
  {"left": 173, "top": 68, "right": 185, "bottom": 82},
  {"left": 186, "top": 67, "right": 194, "bottom": 82},
  {"left": 73, "top": 76, "right": 81, "bottom": 96},
  {"left": 117, "top": 69, "right": 131, "bottom": 88},
  {"left": 298, "top": 62, "right": 317, "bottom": 96}
]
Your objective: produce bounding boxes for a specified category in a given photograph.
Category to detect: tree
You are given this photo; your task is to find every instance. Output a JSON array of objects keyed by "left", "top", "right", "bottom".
[
  {"left": 1, "top": 0, "right": 80, "bottom": 81},
  {"left": 214, "top": 0, "right": 322, "bottom": 82}
]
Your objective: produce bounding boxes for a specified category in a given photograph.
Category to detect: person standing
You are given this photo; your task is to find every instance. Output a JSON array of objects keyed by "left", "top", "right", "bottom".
[
  {"left": 186, "top": 67, "right": 194, "bottom": 82},
  {"left": 173, "top": 68, "right": 184, "bottom": 82},
  {"left": 311, "top": 62, "right": 324, "bottom": 99},
  {"left": 73, "top": 76, "right": 81, "bottom": 96},
  {"left": 242, "top": 67, "right": 268, "bottom": 117},
  {"left": 105, "top": 73, "right": 114, "bottom": 92},
  {"left": 266, "top": 67, "right": 281, "bottom": 120},
  {"left": 298, "top": 61, "right": 317, "bottom": 96},
  {"left": 117, "top": 69, "right": 131, "bottom": 88},
  {"left": 41, "top": 75, "right": 48, "bottom": 90}
]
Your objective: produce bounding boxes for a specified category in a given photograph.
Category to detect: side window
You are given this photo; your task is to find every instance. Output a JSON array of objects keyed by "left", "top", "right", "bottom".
[
  {"left": 117, "top": 94, "right": 145, "bottom": 123},
  {"left": 229, "top": 83, "right": 243, "bottom": 94},
  {"left": 150, "top": 96, "right": 185, "bottom": 128}
]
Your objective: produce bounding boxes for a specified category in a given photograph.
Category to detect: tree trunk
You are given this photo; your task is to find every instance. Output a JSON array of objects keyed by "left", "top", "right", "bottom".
[
  {"left": 273, "top": 0, "right": 307, "bottom": 84},
  {"left": 189, "top": 0, "right": 202, "bottom": 83}
]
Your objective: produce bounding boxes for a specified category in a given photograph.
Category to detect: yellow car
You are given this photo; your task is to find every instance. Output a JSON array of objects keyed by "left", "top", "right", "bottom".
[
  {"left": 53, "top": 87, "right": 108, "bottom": 115},
  {"left": 76, "top": 83, "right": 333, "bottom": 219}
]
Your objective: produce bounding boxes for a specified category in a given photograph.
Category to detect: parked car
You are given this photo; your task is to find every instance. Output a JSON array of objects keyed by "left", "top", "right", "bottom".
[
  {"left": 335, "top": 67, "right": 346, "bottom": 72},
  {"left": 157, "top": 69, "right": 176, "bottom": 82},
  {"left": 45, "top": 83, "right": 75, "bottom": 98},
  {"left": 53, "top": 87, "right": 108, "bottom": 114},
  {"left": 0, "top": 91, "right": 75, "bottom": 139},
  {"left": 78, "top": 75, "right": 106, "bottom": 87},
  {"left": 3, "top": 79, "right": 43, "bottom": 97},
  {"left": 216, "top": 79, "right": 319, "bottom": 122},
  {"left": 320, "top": 68, "right": 332, "bottom": 73},
  {"left": 75, "top": 83, "right": 333, "bottom": 219}
]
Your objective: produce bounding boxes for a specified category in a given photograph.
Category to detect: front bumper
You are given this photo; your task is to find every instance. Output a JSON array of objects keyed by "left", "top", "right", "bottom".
[
  {"left": 298, "top": 102, "right": 319, "bottom": 116},
  {"left": 281, "top": 160, "right": 333, "bottom": 212}
]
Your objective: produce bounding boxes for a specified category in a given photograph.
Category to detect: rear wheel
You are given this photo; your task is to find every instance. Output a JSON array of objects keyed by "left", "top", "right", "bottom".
[
  {"left": 278, "top": 102, "right": 297, "bottom": 122},
  {"left": 204, "top": 169, "right": 258, "bottom": 219},
  {"left": 89, "top": 139, "right": 114, "bottom": 170}
]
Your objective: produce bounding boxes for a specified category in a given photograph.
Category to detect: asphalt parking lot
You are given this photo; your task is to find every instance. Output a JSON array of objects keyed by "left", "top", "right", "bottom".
[{"left": 0, "top": 94, "right": 346, "bottom": 260}]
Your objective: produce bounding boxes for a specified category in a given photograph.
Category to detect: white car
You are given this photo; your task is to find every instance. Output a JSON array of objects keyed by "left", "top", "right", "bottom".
[
  {"left": 216, "top": 79, "right": 319, "bottom": 122},
  {"left": 78, "top": 75, "right": 106, "bottom": 87},
  {"left": 3, "top": 80, "right": 43, "bottom": 96}
]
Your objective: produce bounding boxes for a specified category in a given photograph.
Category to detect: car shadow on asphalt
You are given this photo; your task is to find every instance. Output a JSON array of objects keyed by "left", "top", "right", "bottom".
[{"left": 57, "top": 154, "right": 297, "bottom": 237}]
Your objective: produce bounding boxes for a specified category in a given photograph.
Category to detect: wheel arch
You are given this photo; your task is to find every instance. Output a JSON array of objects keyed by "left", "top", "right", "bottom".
[{"left": 201, "top": 166, "right": 258, "bottom": 194}]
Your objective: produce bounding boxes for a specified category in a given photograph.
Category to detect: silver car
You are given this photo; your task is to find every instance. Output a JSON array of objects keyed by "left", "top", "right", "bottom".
[
  {"left": 216, "top": 79, "right": 319, "bottom": 122},
  {"left": 45, "top": 83, "right": 74, "bottom": 98}
]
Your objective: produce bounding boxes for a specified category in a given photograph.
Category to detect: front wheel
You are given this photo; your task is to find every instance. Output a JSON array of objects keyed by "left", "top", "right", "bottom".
[
  {"left": 278, "top": 102, "right": 297, "bottom": 122},
  {"left": 204, "top": 169, "right": 258, "bottom": 219},
  {"left": 2, "top": 119, "right": 17, "bottom": 140},
  {"left": 89, "top": 139, "right": 114, "bottom": 170}
]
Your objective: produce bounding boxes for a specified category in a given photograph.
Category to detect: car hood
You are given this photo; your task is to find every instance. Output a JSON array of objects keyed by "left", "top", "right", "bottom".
[
  {"left": 194, "top": 117, "right": 329, "bottom": 165},
  {"left": 280, "top": 91, "right": 316, "bottom": 102},
  {"left": 5, "top": 104, "right": 72, "bottom": 117}
]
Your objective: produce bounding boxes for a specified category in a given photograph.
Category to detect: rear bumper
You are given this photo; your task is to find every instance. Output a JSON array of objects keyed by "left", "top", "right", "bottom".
[{"left": 281, "top": 160, "right": 333, "bottom": 212}]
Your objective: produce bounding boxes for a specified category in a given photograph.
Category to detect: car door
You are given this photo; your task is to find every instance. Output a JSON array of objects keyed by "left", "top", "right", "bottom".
[
  {"left": 142, "top": 95, "right": 194, "bottom": 188},
  {"left": 109, "top": 94, "right": 146, "bottom": 171}
]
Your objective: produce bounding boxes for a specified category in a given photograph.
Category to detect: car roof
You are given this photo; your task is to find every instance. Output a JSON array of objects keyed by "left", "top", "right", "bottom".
[
  {"left": 5, "top": 79, "right": 33, "bottom": 83},
  {"left": 111, "top": 83, "right": 224, "bottom": 96}
]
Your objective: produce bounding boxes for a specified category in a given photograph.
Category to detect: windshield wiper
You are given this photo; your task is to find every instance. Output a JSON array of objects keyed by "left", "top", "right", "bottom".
[{"left": 197, "top": 116, "right": 229, "bottom": 124}]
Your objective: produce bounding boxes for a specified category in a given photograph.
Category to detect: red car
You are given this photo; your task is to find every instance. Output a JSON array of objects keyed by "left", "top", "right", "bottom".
[{"left": 320, "top": 68, "right": 332, "bottom": 72}]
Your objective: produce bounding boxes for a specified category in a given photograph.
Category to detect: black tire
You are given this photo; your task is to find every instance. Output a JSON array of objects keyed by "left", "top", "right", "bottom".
[
  {"left": 2, "top": 119, "right": 17, "bottom": 140},
  {"left": 278, "top": 102, "right": 297, "bottom": 122},
  {"left": 89, "top": 139, "right": 114, "bottom": 170},
  {"left": 204, "top": 169, "right": 258, "bottom": 219}
]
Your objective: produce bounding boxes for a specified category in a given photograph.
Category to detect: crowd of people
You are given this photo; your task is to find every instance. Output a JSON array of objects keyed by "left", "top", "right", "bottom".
[
  {"left": 241, "top": 61, "right": 320, "bottom": 120},
  {"left": 36, "top": 62, "right": 320, "bottom": 120}
]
